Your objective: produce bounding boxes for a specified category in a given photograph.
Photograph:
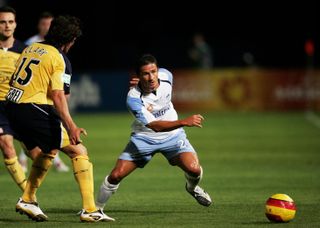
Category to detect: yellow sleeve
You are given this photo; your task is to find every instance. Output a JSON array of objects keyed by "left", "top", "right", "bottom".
[{"left": 50, "top": 54, "right": 65, "bottom": 91}]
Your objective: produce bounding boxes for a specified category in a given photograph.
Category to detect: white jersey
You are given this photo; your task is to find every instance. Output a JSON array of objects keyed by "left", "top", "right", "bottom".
[
  {"left": 127, "top": 68, "right": 181, "bottom": 140},
  {"left": 25, "top": 34, "right": 43, "bottom": 46}
]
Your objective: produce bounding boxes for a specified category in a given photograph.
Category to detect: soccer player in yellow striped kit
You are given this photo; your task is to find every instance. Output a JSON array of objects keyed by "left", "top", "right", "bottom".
[
  {"left": 0, "top": 6, "right": 28, "bottom": 194},
  {"left": 6, "top": 15, "right": 114, "bottom": 222}
]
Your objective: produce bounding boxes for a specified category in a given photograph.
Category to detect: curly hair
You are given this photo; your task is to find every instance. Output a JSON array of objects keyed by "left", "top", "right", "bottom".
[{"left": 45, "top": 15, "right": 82, "bottom": 48}]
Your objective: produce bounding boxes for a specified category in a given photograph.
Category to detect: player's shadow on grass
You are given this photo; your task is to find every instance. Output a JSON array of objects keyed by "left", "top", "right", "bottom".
[
  {"left": 45, "top": 207, "right": 203, "bottom": 215},
  {"left": 109, "top": 209, "right": 196, "bottom": 214},
  {"left": 45, "top": 208, "right": 185, "bottom": 215},
  {"left": 0, "top": 217, "right": 89, "bottom": 224},
  {"left": 0, "top": 218, "right": 18, "bottom": 223},
  {"left": 241, "top": 221, "right": 275, "bottom": 225},
  {"left": 45, "top": 208, "right": 79, "bottom": 213}
]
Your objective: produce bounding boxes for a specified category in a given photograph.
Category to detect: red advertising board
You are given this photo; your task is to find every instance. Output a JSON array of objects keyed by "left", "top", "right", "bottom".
[{"left": 172, "top": 69, "right": 320, "bottom": 111}]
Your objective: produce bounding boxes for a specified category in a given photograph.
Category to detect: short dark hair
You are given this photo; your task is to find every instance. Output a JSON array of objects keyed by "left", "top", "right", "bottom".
[
  {"left": 45, "top": 15, "right": 82, "bottom": 48},
  {"left": 135, "top": 54, "right": 158, "bottom": 75},
  {"left": 39, "top": 11, "right": 54, "bottom": 20},
  {"left": 0, "top": 6, "right": 16, "bottom": 18}
]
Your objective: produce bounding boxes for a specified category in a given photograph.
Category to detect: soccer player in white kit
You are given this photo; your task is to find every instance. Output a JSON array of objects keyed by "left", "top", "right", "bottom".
[{"left": 96, "top": 54, "right": 212, "bottom": 211}]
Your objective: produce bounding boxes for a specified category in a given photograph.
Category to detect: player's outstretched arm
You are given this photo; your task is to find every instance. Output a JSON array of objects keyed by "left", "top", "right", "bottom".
[
  {"left": 181, "top": 114, "right": 204, "bottom": 128},
  {"left": 147, "top": 114, "right": 204, "bottom": 132}
]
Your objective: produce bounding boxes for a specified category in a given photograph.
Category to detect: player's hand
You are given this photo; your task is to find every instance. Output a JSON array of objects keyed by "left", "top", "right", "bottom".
[
  {"left": 129, "top": 77, "right": 139, "bottom": 88},
  {"left": 69, "top": 127, "right": 87, "bottom": 145},
  {"left": 183, "top": 114, "right": 204, "bottom": 128}
]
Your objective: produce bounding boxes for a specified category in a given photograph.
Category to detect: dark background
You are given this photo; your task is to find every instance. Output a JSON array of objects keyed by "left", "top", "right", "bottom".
[{"left": 4, "top": 0, "right": 320, "bottom": 71}]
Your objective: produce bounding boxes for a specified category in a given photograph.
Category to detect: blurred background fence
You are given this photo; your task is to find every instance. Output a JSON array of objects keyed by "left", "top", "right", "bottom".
[
  {"left": 69, "top": 69, "right": 320, "bottom": 112},
  {"left": 3, "top": 0, "right": 320, "bottom": 113}
]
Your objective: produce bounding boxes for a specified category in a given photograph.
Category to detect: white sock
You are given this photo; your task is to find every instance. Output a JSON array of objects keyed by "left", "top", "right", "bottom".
[
  {"left": 53, "top": 153, "right": 63, "bottom": 165},
  {"left": 185, "top": 166, "right": 203, "bottom": 191},
  {"left": 96, "top": 176, "right": 119, "bottom": 209},
  {"left": 19, "top": 149, "right": 28, "bottom": 161}
]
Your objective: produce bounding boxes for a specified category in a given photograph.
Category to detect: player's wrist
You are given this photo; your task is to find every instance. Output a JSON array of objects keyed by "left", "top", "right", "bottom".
[{"left": 178, "top": 119, "right": 187, "bottom": 127}]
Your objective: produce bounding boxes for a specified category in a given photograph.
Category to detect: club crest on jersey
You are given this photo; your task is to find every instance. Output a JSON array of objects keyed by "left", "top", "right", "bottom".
[{"left": 147, "top": 104, "right": 153, "bottom": 112}]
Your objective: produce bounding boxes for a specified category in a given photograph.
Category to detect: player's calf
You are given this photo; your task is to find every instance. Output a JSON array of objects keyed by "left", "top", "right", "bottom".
[{"left": 96, "top": 175, "right": 119, "bottom": 210}]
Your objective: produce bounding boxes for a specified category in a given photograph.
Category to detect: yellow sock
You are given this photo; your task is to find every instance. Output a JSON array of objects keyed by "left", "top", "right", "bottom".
[
  {"left": 72, "top": 155, "right": 96, "bottom": 212},
  {"left": 4, "top": 156, "right": 27, "bottom": 191},
  {"left": 89, "top": 162, "right": 94, "bottom": 194},
  {"left": 22, "top": 153, "right": 54, "bottom": 202}
]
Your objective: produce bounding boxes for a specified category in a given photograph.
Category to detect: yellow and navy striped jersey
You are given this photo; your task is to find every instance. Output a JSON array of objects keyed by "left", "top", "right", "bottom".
[
  {"left": 7, "top": 42, "right": 72, "bottom": 105},
  {"left": 0, "top": 40, "right": 26, "bottom": 101}
]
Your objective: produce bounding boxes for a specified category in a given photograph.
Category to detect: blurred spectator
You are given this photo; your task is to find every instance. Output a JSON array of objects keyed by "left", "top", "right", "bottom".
[
  {"left": 0, "top": 0, "right": 7, "bottom": 7},
  {"left": 188, "top": 33, "right": 213, "bottom": 69},
  {"left": 242, "top": 51, "right": 256, "bottom": 67},
  {"left": 25, "top": 11, "right": 53, "bottom": 45}
]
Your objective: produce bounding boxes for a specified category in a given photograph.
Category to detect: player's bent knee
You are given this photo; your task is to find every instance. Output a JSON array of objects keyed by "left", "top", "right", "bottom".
[
  {"left": 29, "top": 147, "right": 48, "bottom": 160},
  {"left": 186, "top": 166, "right": 201, "bottom": 177},
  {"left": 61, "top": 143, "right": 88, "bottom": 158},
  {"left": 74, "top": 144, "right": 87, "bottom": 155},
  {"left": 109, "top": 170, "right": 124, "bottom": 184},
  {"left": 1, "top": 146, "right": 16, "bottom": 158},
  {"left": 0, "top": 135, "right": 16, "bottom": 158}
]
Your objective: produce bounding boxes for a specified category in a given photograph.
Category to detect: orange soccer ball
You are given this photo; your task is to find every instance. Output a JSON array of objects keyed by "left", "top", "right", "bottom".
[{"left": 265, "top": 194, "right": 296, "bottom": 222}]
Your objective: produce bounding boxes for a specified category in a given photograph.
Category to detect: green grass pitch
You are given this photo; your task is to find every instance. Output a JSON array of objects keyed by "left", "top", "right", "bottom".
[{"left": 0, "top": 112, "right": 319, "bottom": 227}]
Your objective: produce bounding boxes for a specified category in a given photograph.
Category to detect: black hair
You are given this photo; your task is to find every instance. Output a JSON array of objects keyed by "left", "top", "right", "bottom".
[
  {"left": 39, "top": 11, "right": 54, "bottom": 19},
  {"left": 0, "top": 6, "right": 16, "bottom": 18},
  {"left": 45, "top": 15, "right": 82, "bottom": 48},
  {"left": 135, "top": 54, "right": 158, "bottom": 75}
]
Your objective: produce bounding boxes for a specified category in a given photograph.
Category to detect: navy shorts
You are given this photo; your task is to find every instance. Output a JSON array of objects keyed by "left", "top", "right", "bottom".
[
  {"left": 0, "top": 101, "right": 15, "bottom": 136},
  {"left": 6, "top": 102, "right": 70, "bottom": 153}
]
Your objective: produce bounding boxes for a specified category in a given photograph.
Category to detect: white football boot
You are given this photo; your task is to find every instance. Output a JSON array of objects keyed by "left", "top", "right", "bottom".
[
  {"left": 53, "top": 156, "right": 70, "bottom": 172},
  {"left": 186, "top": 184, "right": 212, "bottom": 207},
  {"left": 16, "top": 198, "right": 48, "bottom": 221},
  {"left": 80, "top": 208, "right": 115, "bottom": 222}
]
